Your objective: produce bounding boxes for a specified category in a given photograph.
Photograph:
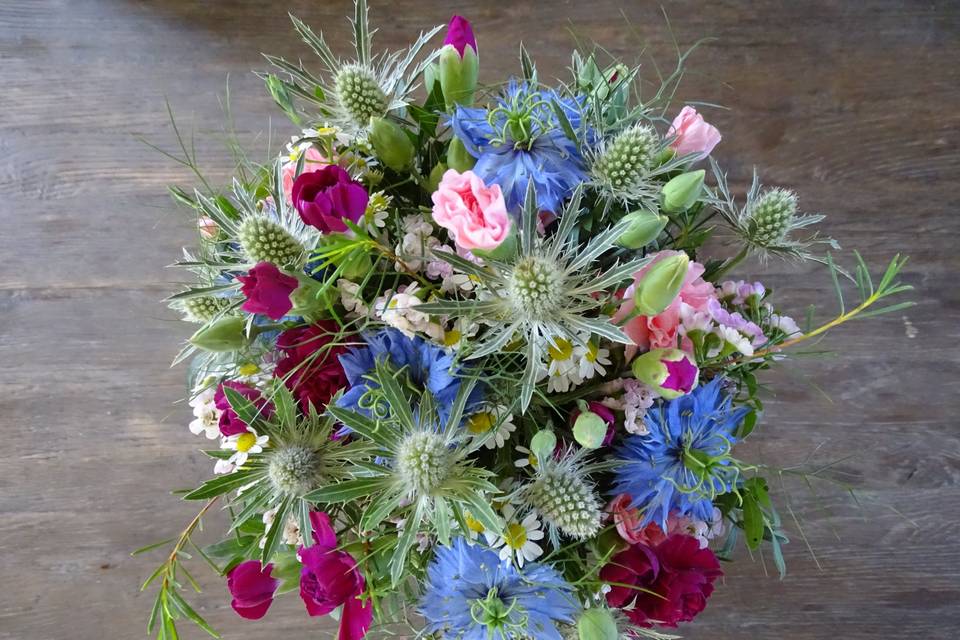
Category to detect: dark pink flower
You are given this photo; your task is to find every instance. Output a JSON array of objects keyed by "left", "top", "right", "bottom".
[
  {"left": 292, "top": 165, "right": 368, "bottom": 234},
  {"left": 299, "top": 512, "right": 372, "bottom": 640},
  {"left": 275, "top": 321, "right": 349, "bottom": 410},
  {"left": 238, "top": 262, "right": 299, "bottom": 320},
  {"left": 443, "top": 15, "right": 477, "bottom": 57},
  {"left": 227, "top": 560, "right": 279, "bottom": 620},
  {"left": 215, "top": 381, "right": 274, "bottom": 437},
  {"left": 601, "top": 534, "right": 722, "bottom": 628},
  {"left": 662, "top": 356, "right": 699, "bottom": 393}
]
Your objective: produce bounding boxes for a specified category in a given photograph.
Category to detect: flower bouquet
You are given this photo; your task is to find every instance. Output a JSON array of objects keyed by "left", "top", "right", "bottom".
[{"left": 141, "top": 3, "right": 913, "bottom": 639}]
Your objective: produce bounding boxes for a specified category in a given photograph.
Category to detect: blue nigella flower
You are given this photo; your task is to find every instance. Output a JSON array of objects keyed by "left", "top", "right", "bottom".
[
  {"left": 337, "top": 328, "right": 482, "bottom": 427},
  {"left": 611, "top": 378, "right": 750, "bottom": 529},
  {"left": 420, "top": 537, "right": 578, "bottom": 640},
  {"left": 450, "top": 79, "right": 591, "bottom": 212}
]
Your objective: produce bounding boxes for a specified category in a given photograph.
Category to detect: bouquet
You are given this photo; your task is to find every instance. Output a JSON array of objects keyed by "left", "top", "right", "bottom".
[{"left": 141, "top": 3, "right": 913, "bottom": 639}]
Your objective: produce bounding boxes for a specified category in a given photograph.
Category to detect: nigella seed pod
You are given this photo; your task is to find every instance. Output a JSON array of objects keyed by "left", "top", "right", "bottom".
[
  {"left": 746, "top": 188, "right": 797, "bottom": 247},
  {"left": 334, "top": 64, "right": 388, "bottom": 127},
  {"left": 182, "top": 296, "right": 231, "bottom": 323},
  {"left": 524, "top": 463, "right": 602, "bottom": 539},
  {"left": 237, "top": 216, "right": 304, "bottom": 267},
  {"left": 577, "top": 608, "right": 619, "bottom": 640},
  {"left": 594, "top": 124, "right": 659, "bottom": 191}
]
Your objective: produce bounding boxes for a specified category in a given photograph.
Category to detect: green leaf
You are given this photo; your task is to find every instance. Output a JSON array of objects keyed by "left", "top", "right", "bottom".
[
  {"left": 304, "top": 477, "right": 389, "bottom": 503},
  {"left": 738, "top": 409, "right": 758, "bottom": 439},
  {"left": 167, "top": 589, "right": 220, "bottom": 639},
  {"left": 550, "top": 99, "right": 578, "bottom": 146},
  {"left": 742, "top": 494, "right": 764, "bottom": 550},
  {"left": 376, "top": 360, "right": 417, "bottom": 431},
  {"left": 132, "top": 538, "right": 176, "bottom": 556},
  {"left": 456, "top": 491, "right": 503, "bottom": 534},
  {"left": 326, "top": 405, "right": 397, "bottom": 449},
  {"left": 434, "top": 496, "right": 452, "bottom": 546},
  {"left": 260, "top": 496, "right": 292, "bottom": 563},
  {"left": 360, "top": 487, "right": 404, "bottom": 532},
  {"left": 390, "top": 499, "right": 425, "bottom": 586},
  {"left": 223, "top": 386, "right": 268, "bottom": 431},
  {"left": 183, "top": 470, "right": 255, "bottom": 501}
]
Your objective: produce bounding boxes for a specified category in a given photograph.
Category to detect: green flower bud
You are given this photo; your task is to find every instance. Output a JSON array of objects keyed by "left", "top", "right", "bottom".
[
  {"left": 189, "top": 316, "right": 248, "bottom": 352},
  {"left": 438, "top": 43, "right": 479, "bottom": 110},
  {"left": 369, "top": 117, "right": 415, "bottom": 172},
  {"left": 573, "top": 411, "right": 608, "bottom": 449},
  {"left": 446, "top": 136, "right": 476, "bottom": 172},
  {"left": 529, "top": 430, "right": 557, "bottom": 460},
  {"left": 427, "top": 162, "right": 448, "bottom": 192},
  {"left": 334, "top": 64, "right": 387, "bottom": 127},
  {"left": 616, "top": 209, "right": 668, "bottom": 249},
  {"left": 594, "top": 124, "right": 659, "bottom": 191},
  {"left": 631, "top": 348, "right": 699, "bottom": 399},
  {"left": 661, "top": 169, "right": 705, "bottom": 213},
  {"left": 746, "top": 188, "right": 797, "bottom": 246},
  {"left": 577, "top": 609, "right": 619, "bottom": 640},
  {"left": 633, "top": 252, "right": 689, "bottom": 316}
]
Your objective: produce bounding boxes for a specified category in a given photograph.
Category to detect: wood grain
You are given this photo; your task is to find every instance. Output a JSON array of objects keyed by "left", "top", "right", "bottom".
[{"left": 1, "top": 1, "right": 957, "bottom": 638}]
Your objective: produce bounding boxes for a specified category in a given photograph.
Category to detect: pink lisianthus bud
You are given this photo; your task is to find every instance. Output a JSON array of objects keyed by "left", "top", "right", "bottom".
[
  {"left": 431, "top": 169, "right": 511, "bottom": 252},
  {"left": 299, "top": 512, "right": 372, "bottom": 640},
  {"left": 227, "top": 560, "right": 279, "bottom": 620},
  {"left": 443, "top": 15, "right": 477, "bottom": 57},
  {"left": 668, "top": 106, "right": 721, "bottom": 160},
  {"left": 282, "top": 147, "right": 328, "bottom": 203},
  {"left": 197, "top": 216, "right": 219, "bottom": 239},
  {"left": 237, "top": 262, "right": 299, "bottom": 320},
  {"left": 292, "top": 165, "right": 369, "bottom": 234}
]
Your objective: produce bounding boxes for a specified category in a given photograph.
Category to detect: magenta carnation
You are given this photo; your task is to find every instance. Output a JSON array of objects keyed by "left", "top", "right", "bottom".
[
  {"left": 601, "top": 534, "right": 722, "bottom": 628},
  {"left": 274, "top": 321, "right": 349, "bottom": 410},
  {"left": 443, "top": 15, "right": 477, "bottom": 57},
  {"left": 299, "top": 512, "right": 372, "bottom": 640},
  {"left": 227, "top": 560, "right": 279, "bottom": 620},
  {"left": 214, "top": 381, "right": 274, "bottom": 437},
  {"left": 237, "top": 262, "right": 299, "bottom": 320},
  {"left": 292, "top": 165, "right": 368, "bottom": 234}
]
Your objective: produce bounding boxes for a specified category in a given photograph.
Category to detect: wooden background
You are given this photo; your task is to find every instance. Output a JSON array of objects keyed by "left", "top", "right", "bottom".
[{"left": 2, "top": 1, "right": 958, "bottom": 638}]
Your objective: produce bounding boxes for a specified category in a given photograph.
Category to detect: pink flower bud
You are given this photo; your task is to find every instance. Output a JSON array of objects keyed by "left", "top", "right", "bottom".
[
  {"left": 668, "top": 106, "right": 721, "bottom": 160},
  {"left": 443, "top": 15, "right": 477, "bottom": 57}
]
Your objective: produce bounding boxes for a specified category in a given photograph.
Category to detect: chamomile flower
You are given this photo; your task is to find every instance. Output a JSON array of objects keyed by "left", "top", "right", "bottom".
[
  {"left": 217, "top": 427, "right": 269, "bottom": 474},
  {"left": 364, "top": 191, "right": 392, "bottom": 230},
  {"left": 575, "top": 338, "right": 611, "bottom": 380},
  {"left": 461, "top": 510, "right": 488, "bottom": 542},
  {"left": 514, "top": 445, "right": 539, "bottom": 470},
  {"left": 712, "top": 325, "right": 755, "bottom": 357},
  {"left": 489, "top": 504, "right": 544, "bottom": 567},
  {"left": 188, "top": 387, "right": 221, "bottom": 440},
  {"left": 465, "top": 405, "right": 516, "bottom": 449}
]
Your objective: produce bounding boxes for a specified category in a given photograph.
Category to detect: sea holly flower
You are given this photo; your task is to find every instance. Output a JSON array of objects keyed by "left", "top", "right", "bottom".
[
  {"left": 292, "top": 165, "right": 369, "bottom": 234},
  {"left": 431, "top": 169, "right": 513, "bottom": 253},
  {"left": 227, "top": 560, "right": 279, "bottom": 620},
  {"left": 237, "top": 262, "right": 299, "bottom": 320},
  {"left": 298, "top": 512, "right": 372, "bottom": 640},
  {"left": 668, "top": 106, "right": 722, "bottom": 160},
  {"left": 449, "top": 80, "right": 590, "bottom": 211},
  {"left": 420, "top": 538, "right": 578, "bottom": 640},
  {"left": 612, "top": 378, "right": 749, "bottom": 529}
]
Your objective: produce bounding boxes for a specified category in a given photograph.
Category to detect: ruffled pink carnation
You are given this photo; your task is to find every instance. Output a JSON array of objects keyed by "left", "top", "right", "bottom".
[
  {"left": 431, "top": 169, "right": 511, "bottom": 252},
  {"left": 668, "top": 106, "right": 721, "bottom": 160},
  {"left": 613, "top": 251, "right": 716, "bottom": 355},
  {"left": 282, "top": 147, "right": 328, "bottom": 203}
]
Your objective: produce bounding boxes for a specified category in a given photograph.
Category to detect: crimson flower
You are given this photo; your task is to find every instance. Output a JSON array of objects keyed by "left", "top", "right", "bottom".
[
  {"left": 274, "top": 321, "right": 348, "bottom": 410},
  {"left": 227, "top": 560, "right": 279, "bottom": 620},
  {"left": 237, "top": 262, "right": 299, "bottom": 320},
  {"left": 214, "top": 381, "right": 274, "bottom": 437},
  {"left": 292, "top": 165, "right": 368, "bottom": 234}
]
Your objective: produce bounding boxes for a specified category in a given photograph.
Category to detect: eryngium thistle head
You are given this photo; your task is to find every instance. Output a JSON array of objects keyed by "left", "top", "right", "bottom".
[
  {"left": 745, "top": 188, "right": 797, "bottom": 247},
  {"left": 507, "top": 255, "right": 566, "bottom": 322},
  {"left": 593, "top": 124, "right": 659, "bottom": 191},
  {"left": 396, "top": 431, "right": 452, "bottom": 497},
  {"left": 268, "top": 445, "right": 323, "bottom": 497},
  {"left": 524, "top": 463, "right": 602, "bottom": 539},
  {"left": 182, "top": 296, "right": 231, "bottom": 323},
  {"left": 335, "top": 64, "right": 388, "bottom": 128},
  {"left": 237, "top": 216, "right": 304, "bottom": 266}
]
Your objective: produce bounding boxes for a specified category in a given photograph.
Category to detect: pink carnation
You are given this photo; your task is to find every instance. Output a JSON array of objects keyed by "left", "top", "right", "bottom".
[
  {"left": 668, "top": 106, "right": 721, "bottom": 160},
  {"left": 282, "top": 147, "right": 328, "bottom": 203},
  {"left": 431, "top": 169, "right": 511, "bottom": 252},
  {"left": 613, "top": 251, "right": 716, "bottom": 355}
]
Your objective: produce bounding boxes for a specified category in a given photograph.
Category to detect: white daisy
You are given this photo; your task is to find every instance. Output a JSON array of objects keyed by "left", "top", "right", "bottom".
[
  {"left": 461, "top": 510, "right": 489, "bottom": 542},
  {"left": 575, "top": 338, "right": 612, "bottom": 380},
  {"left": 188, "top": 387, "right": 221, "bottom": 440},
  {"left": 465, "top": 406, "right": 516, "bottom": 449},
  {"left": 215, "top": 427, "right": 268, "bottom": 474},
  {"left": 545, "top": 337, "right": 583, "bottom": 393},
  {"left": 489, "top": 505, "right": 544, "bottom": 567},
  {"left": 364, "top": 191, "right": 392, "bottom": 231},
  {"left": 513, "top": 445, "right": 539, "bottom": 470}
]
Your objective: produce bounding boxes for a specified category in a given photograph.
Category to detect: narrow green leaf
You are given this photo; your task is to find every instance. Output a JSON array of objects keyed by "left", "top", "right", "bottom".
[
  {"left": 183, "top": 470, "right": 254, "bottom": 501},
  {"left": 132, "top": 538, "right": 176, "bottom": 556},
  {"left": 327, "top": 405, "right": 397, "bottom": 449},
  {"left": 304, "top": 477, "right": 388, "bottom": 503},
  {"left": 260, "top": 496, "right": 292, "bottom": 563}
]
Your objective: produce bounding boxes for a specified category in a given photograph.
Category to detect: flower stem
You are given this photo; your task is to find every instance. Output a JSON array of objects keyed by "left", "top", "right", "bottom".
[{"left": 710, "top": 246, "right": 750, "bottom": 281}]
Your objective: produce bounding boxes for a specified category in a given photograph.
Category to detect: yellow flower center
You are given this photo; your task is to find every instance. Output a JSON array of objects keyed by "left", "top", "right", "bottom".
[
  {"left": 467, "top": 411, "right": 496, "bottom": 435},
  {"left": 548, "top": 338, "right": 573, "bottom": 362},
  {"left": 586, "top": 341, "right": 599, "bottom": 363},
  {"left": 443, "top": 329, "right": 462, "bottom": 347},
  {"left": 465, "top": 513, "right": 486, "bottom": 534},
  {"left": 236, "top": 432, "right": 257, "bottom": 453},
  {"left": 238, "top": 363, "right": 260, "bottom": 377},
  {"left": 527, "top": 452, "right": 539, "bottom": 469},
  {"left": 503, "top": 522, "right": 528, "bottom": 550}
]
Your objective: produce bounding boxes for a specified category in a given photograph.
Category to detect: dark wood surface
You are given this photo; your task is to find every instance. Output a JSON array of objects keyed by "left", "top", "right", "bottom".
[{"left": 2, "top": 1, "right": 958, "bottom": 638}]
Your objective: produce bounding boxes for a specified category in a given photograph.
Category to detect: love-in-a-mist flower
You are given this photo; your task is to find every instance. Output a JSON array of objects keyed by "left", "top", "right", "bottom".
[
  {"left": 420, "top": 538, "right": 578, "bottom": 640},
  {"left": 298, "top": 512, "right": 372, "bottom": 640},
  {"left": 431, "top": 169, "right": 511, "bottom": 252},
  {"left": 489, "top": 504, "right": 544, "bottom": 567},
  {"left": 227, "top": 560, "right": 279, "bottom": 620},
  {"left": 668, "top": 106, "right": 721, "bottom": 160},
  {"left": 292, "top": 165, "right": 369, "bottom": 234},
  {"left": 237, "top": 262, "right": 299, "bottom": 320}
]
